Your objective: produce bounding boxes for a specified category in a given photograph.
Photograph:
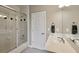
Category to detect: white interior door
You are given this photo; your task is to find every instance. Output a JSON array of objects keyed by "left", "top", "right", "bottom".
[{"left": 31, "top": 11, "right": 46, "bottom": 50}]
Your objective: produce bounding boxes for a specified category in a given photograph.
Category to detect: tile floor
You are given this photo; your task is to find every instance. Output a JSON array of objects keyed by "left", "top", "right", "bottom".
[{"left": 21, "top": 47, "right": 53, "bottom": 53}]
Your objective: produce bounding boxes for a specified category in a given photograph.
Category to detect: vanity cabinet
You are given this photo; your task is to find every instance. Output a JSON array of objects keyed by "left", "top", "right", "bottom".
[{"left": 46, "top": 35, "right": 76, "bottom": 53}]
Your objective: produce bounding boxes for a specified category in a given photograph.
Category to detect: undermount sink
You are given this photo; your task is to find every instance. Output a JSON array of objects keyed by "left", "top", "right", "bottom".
[
  {"left": 74, "top": 39, "right": 79, "bottom": 46},
  {"left": 70, "top": 39, "right": 79, "bottom": 47},
  {"left": 48, "top": 34, "right": 65, "bottom": 44}
]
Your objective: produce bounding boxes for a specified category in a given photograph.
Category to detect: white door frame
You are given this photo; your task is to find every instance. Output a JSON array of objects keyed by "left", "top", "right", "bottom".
[{"left": 31, "top": 11, "right": 47, "bottom": 50}]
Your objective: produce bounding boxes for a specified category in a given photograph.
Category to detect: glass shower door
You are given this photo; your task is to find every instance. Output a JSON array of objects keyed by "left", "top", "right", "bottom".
[{"left": 18, "top": 13, "right": 27, "bottom": 46}]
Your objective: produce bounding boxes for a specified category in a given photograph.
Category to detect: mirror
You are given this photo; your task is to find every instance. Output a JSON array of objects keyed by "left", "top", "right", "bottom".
[
  {"left": 62, "top": 6, "right": 79, "bottom": 35},
  {"left": 51, "top": 23, "right": 55, "bottom": 33}
]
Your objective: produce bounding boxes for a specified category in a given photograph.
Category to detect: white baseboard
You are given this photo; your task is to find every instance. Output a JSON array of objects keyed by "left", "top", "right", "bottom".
[
  {"left": 28, "top": 45, "right": 33, "bottom": 48},
  {"left": 28, "top": 45, "right": 47, "bottom": 50},
  {"left": 9, "top": 42, "right": 28, "bottom": 53}
]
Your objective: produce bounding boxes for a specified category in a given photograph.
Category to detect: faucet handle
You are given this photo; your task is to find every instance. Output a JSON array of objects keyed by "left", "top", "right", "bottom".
[{"left": 57, "top": 37, "right": 65, "bottom": 43}]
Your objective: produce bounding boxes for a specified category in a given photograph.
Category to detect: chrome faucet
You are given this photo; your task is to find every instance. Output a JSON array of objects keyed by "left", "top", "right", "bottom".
[
  {"left": 69, "top": 38, "right": 79, "bottom": 43},
  {"left": 57, "top": 37, "right": 65, "bottom": 43}
]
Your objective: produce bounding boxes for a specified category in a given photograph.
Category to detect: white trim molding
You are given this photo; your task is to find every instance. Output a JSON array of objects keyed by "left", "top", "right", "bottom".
[{"left": 9, "top": 42, "right": 28, "bottom": 53}]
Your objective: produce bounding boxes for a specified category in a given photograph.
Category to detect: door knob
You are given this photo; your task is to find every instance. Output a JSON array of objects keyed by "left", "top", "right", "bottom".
[{"left": 41, "top": 33, "right": 45, "bottom": 35}]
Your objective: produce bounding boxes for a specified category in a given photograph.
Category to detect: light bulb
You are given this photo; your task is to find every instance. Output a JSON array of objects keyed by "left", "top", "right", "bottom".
[{"left": 0, "top": 15, "right": 2, "bottom": 17}]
